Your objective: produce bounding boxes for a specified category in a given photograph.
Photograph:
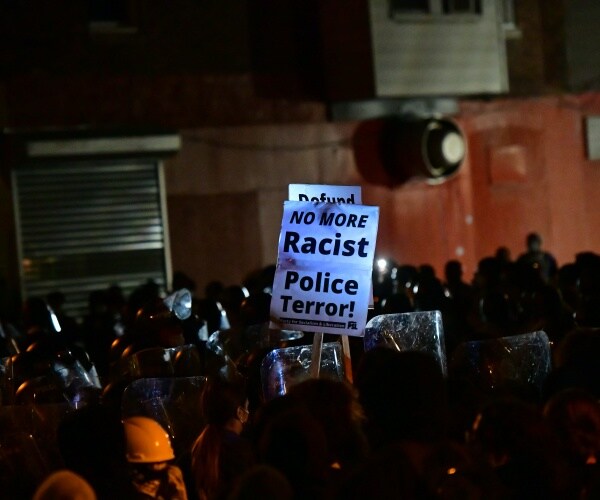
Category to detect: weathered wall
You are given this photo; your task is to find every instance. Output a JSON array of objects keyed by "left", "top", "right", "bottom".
[
  {"left": 458, "top": 94, "right": 600, "bottom": 266},
  {"left": 165, "top": 94, "right": 600, "bottom": 291},
  {"left": 164, "top": 123, "right": 359, "bottom": 289}
]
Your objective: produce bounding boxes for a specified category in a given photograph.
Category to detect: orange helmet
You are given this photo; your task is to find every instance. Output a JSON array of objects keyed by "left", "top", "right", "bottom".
[{"left": 123, "top": 416, "right": 175, "bottom": 463}]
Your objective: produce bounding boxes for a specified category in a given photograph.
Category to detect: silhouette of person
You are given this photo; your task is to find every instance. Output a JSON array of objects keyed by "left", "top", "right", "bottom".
[{"left": 516, "top": 232, "right": 557, "bottom": 283}]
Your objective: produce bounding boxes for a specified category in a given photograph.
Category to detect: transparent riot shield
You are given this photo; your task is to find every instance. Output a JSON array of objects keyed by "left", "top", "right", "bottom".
[
  {"left": 121, "top": 376, "right": 207, "bottom": 459},
  {"left": 0, "top": 431, "right": 49, "bottom": 498},
  {"left": 207, "top": 323, "right": 303, "bottom": 358},
  {"left": 2, "top": 345, "right": 102, "bottom": 407},
  {"left": 363, "top": 311, "right": 447, "bottom": 375},
  {"left": 51, "top": 353, "right": 102, "bottom": 407},
  {"left": 205, "top": 323, "right": 304, "bottom": 382},
  {"left": 111, "top": 344, "right": 203, "bottom": 383},
  {"left": 206, "top": 329, "right": 232, "bottom": 358},
  {"left": 0, "top": 403, "right": 73, "bottom": 498},
  {"left": 260, "top": 342, "right": 345, "bottom": 401},
  {"left": 3, "top": 350, "right": 52, "bottom": 404},
  {"left": 450, "top": 330, "right": 552, "bottom": 393},
  {"left": 244, "top": 323, "right": 304, "bottom": 350},
  {"left": 6, "top": 351, "right": 102, "bottom": 408},
  {"left": 203, "top": 329, "right": 234, "bottom": 381},
  {"left": 0, "top": 356, "right": 10, "bottom": 405}
]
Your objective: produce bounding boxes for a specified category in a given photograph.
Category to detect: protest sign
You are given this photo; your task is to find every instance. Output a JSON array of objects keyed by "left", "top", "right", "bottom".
[
  {"left": 288, "top": 184, "right": 361, "bottom": 204},
  {"left": 288, "top": 184, "right": 373, "bottom": 310},
  {"left": 270, "top": 200, "right": 379, "bottom": 336}
]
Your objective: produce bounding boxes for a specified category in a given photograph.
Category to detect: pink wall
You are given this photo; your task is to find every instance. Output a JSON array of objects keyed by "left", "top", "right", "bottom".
[
  {"left": 165, "top": 94, "right": 600, "bottom": 292},
  {"left": 457, "top": 94, "right": 600, "bottom": 269},
  {"left": 357, "top": 94, "right": 600, "bottom": 281}
]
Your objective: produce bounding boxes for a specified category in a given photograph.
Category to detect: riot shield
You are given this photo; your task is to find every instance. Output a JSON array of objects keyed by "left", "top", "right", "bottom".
[
  {"left": 207, "top": 323, "right": 303, "bottom": 360},
  {"left": 50, "top": 353, "right": 102, "bottom": 407},
  {"left": 0, "top": 403, "right": 73, "bottom": 498},
  {"left": 260, "top": 342, "right": 345, "bottom": 401},
  {"left": 111, "top": 344, "right": 203, "bottom": 382},
  {"left": 3, "top": 350, "right": 52, "bottom": 403},
  {"left": 4, "top": 349, "right": 102, "bottom": 408},
  {"left": 2, "top": 345, "right": 102, "bottom": 406},
  {"left": 0, "top": 432, "right": 50, "bottom": 498},
  {"left": 205, "top": 323, "right": 304, "bottom": 381},
  {"left": 364, "top": 311, "right": 447, "bottom": 375},
  {"left": 450, "top": 330, "right": 552, "bottom": 393},
  {"left": 0, "top": 356, "right": 10, "bottom": 405},
  {"left": 121, "top": 376, "right": 207, "bottom": 459},
  {"left": 244, "top": 323, "right": 304, "bottom": 350}
]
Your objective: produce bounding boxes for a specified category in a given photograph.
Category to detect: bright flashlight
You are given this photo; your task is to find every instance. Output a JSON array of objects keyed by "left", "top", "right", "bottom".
[{"left": 376, "top": 258, "right": 388, "bottom": 273}]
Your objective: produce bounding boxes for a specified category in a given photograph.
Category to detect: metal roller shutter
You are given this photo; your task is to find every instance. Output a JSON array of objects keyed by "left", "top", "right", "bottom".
[{"left": 12, "top": 160, "right": 171, "bottom": 322}]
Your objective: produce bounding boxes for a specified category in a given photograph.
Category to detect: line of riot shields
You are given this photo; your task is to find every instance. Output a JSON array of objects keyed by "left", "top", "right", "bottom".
[{"left": 0, "top": 286, "right": 553, "bottom": 497}]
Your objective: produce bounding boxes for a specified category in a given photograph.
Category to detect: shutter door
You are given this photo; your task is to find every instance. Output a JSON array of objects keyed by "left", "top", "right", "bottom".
[{"left": 12, "top": 161, "right": 170, "bottom": 322}]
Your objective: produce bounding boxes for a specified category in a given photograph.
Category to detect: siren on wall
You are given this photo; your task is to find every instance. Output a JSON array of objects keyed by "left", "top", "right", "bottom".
[{"left": 352, "top": 115, "right": 466, "bottom": 187}]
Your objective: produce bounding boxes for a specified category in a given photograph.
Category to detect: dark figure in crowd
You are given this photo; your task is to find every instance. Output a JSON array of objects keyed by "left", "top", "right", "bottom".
[
  {"left": 286, "top": 378, "right": 369, "bottom": 471},
  {"left": 242, "top": 265, "right": 276, "bottom": 296},
  {"left": 544, "top": 327, "right": 600, "bottom": 400},
  {"left": 204, "top": 281, "right": 225, "bottom": 304},
  {"left": 255, "top": 398, "right": 332, "bottom": 499},
  {"left": 57, "top": 404, "right": 131, "bottom": 499},
  {"left": 413, "top": 264, "right": 447, "bottom": 313},
  {"left": 444, "top": 260, "right": 474, "bottom": 305},
  {"left": 516, "top": 232, "right": 558, "bottom": 283},
  {"left": 495, "top": 246, "right": 512, "bottom": 264},
  {"left": 574, "top": 252, "right": 600, "bottom": 328},
  {"left": 172, "top": 272, "right": 197, "bottom": 296},
  {"left": 333, "top": 442, "right": 421, "bottom": 500},
  {"left": 219, "top": 285, "right": 249, "bottom": 332},
  {"left": 228, "top": 465, "right": 293, "bottom": 500},
  {"left": 81, "top": 289, "right": 121, "bottom": 378},
  {"left": 544, "top": 388, "right": 600, "bottom": 497},
  {"left": 557, "top": 263, "right": 580, "bottom": 314},
  {"left": 356, "top": 349, "right": 447, "bottom": 453},
  {"left": 380, "top": 291, "right": 413, "bottom": 315},
  {"left": 468, "top": 256, "right": 521, "bottom": 340},
  {"left": 190, "top": 378, "right": 254, "bottom": 500},
  {"left": 125, "top": 279, "right": 162, "bottom": 329},
  {"left": 468, "top": 398, "right": 570, "bottom": 499},
  {"left": 443, "top": 260, "right": 475, "bottom": 351}
]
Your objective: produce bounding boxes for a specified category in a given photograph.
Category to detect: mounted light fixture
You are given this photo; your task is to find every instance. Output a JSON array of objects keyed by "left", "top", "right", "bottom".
[{"left": 353, "top": 114, "right": 467, "bottom": 187}]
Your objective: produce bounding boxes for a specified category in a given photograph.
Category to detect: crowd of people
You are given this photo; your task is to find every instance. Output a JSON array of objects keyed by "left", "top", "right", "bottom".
[{"left": 0, "top": 232, "right": 599, "bottom": 499}]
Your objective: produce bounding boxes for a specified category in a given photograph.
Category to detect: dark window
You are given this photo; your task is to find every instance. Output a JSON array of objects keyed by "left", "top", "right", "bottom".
[
  {"left": 389, "top": 0, "right": 482, "bottom": 19},
  {"left": 501, "top": 0, "right": 517, "bottom": 29},
  {"left": 443, "top": 0, "right": 482, "bottom": 14},
  {"left": 89, "top": 0, "right": 132, "bottom": 25},
  {"left": 389, "top": 0, "right": 431, "bottom": 15}
]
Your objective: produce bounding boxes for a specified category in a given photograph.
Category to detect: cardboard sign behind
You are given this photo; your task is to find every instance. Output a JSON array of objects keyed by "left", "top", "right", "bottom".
[{"left": 288, "top": 184, "right": 361, "bottom": 204}]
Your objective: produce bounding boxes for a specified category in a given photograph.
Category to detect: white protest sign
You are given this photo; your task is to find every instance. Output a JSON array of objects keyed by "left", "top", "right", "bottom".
[
  {"left": 288, "top": 184, "right": 374, "bottom": 309},
  {"left": 289, "top": 184, "right": 361, "bottom": 204},
  {"left": 270, "top": 201, "right": 379, "bottom": 336}
]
